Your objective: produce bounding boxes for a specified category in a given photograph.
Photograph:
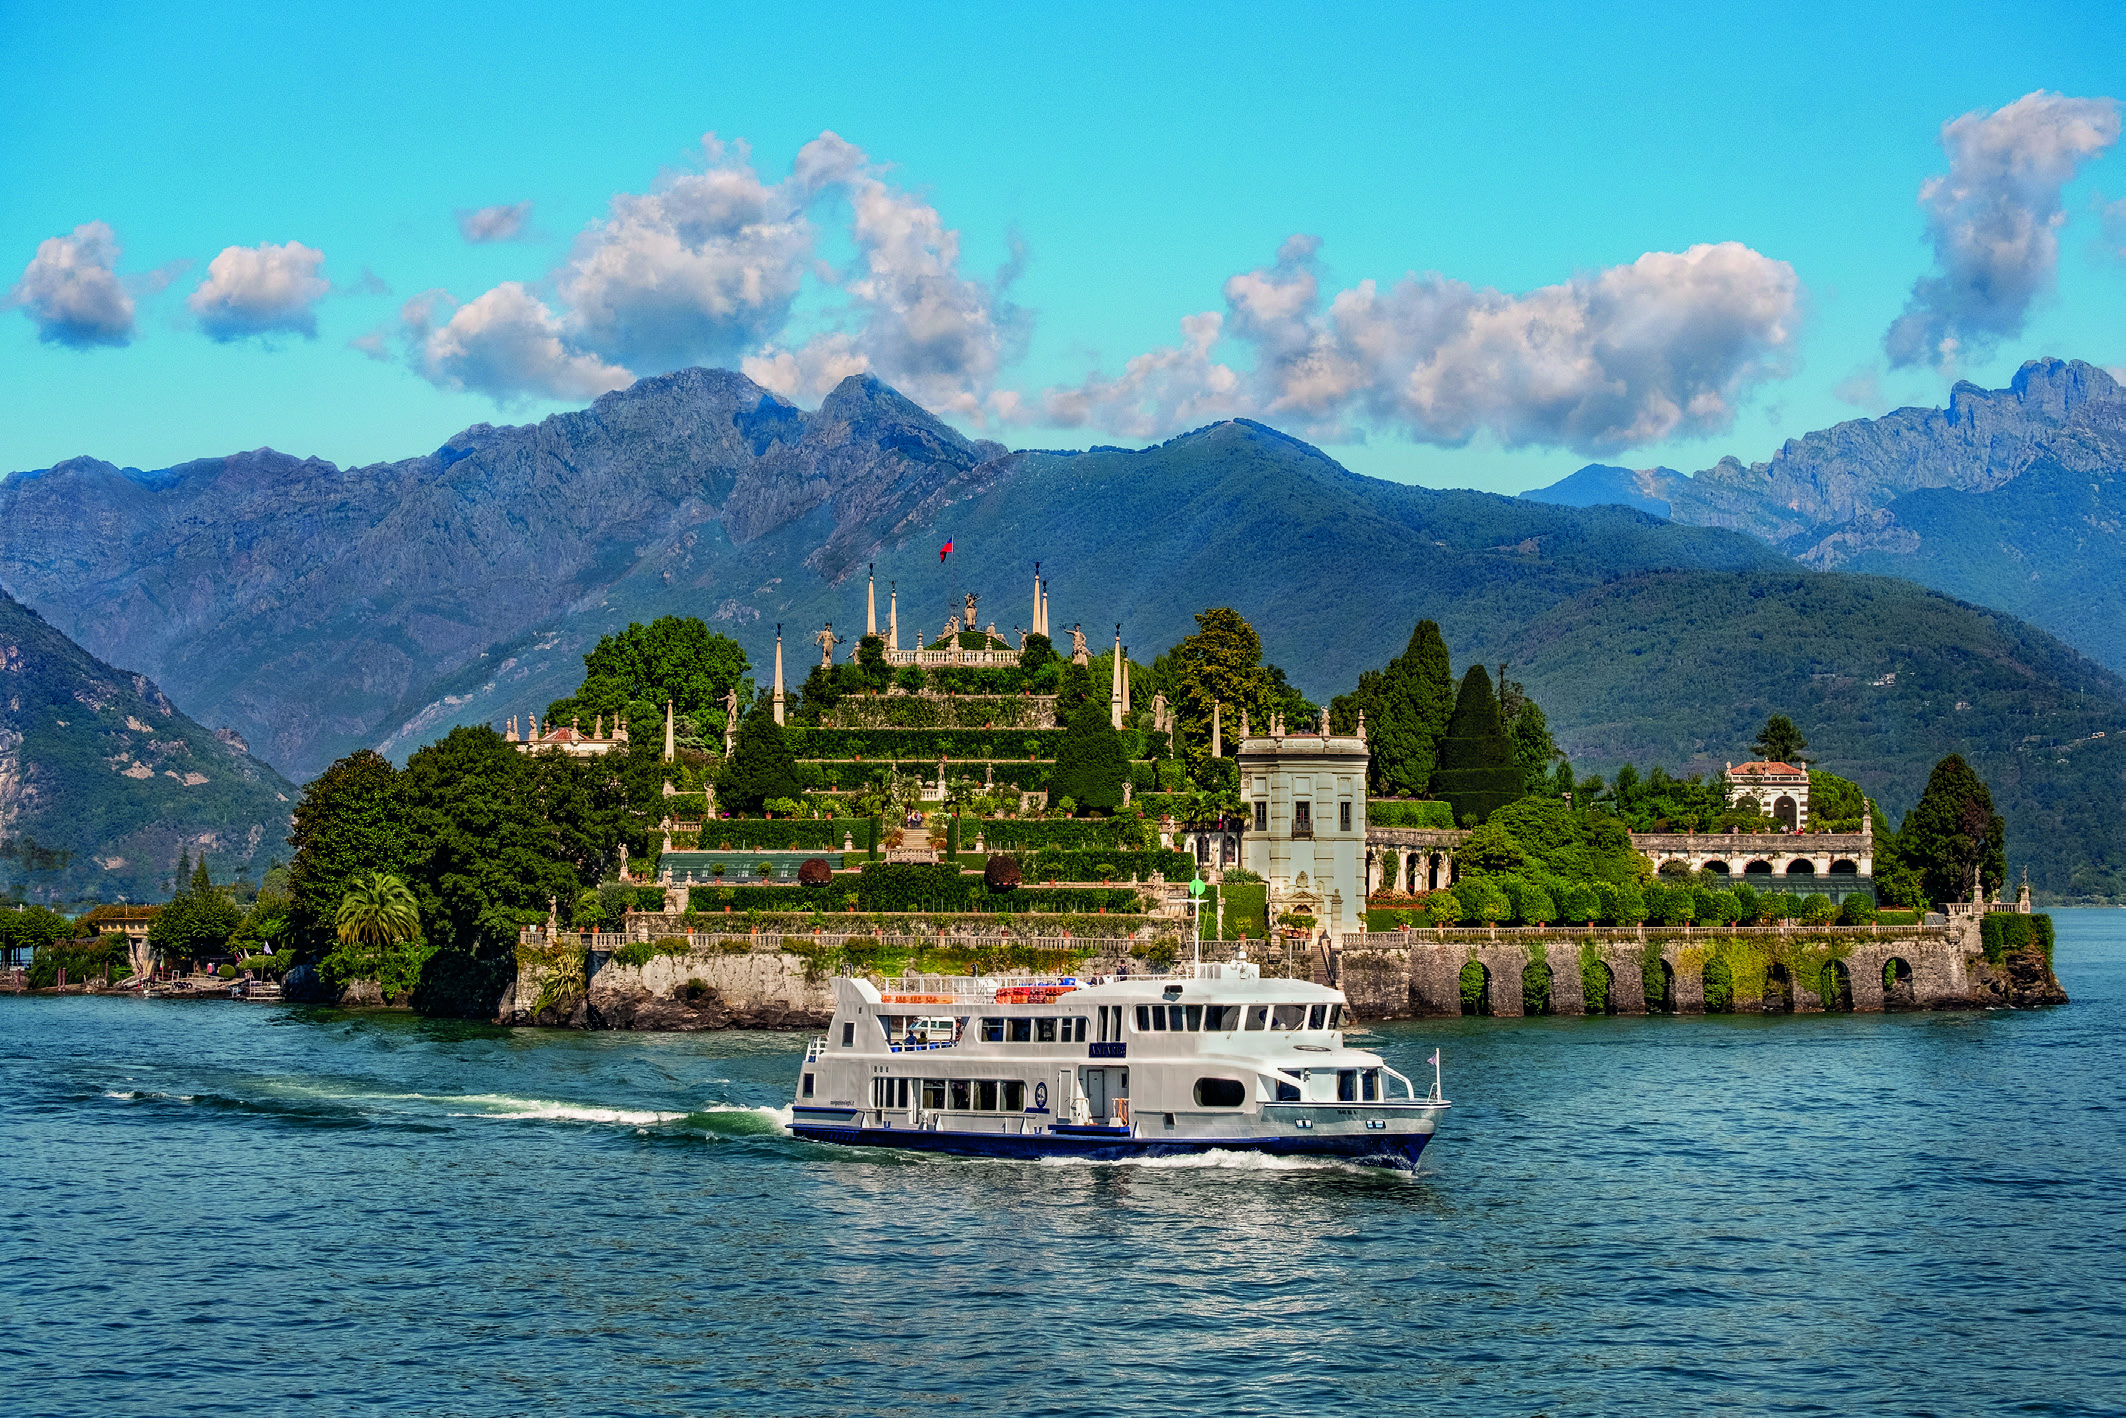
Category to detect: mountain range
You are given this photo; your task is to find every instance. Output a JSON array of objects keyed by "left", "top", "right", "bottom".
[
  {"left": 5, "top": 364, "right": 2126, "bottom": 899},
  {"left": 1525, "top": 358, "right": 2126, "bottom": 674},
  {"left": 0, "top": 589, "right": 295, "bottom": 903}
]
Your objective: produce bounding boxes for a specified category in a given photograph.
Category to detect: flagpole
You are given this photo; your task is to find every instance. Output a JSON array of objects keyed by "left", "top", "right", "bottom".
[{"left": 1430, "top": 1049, "right": 1442, "bottom": 1103}]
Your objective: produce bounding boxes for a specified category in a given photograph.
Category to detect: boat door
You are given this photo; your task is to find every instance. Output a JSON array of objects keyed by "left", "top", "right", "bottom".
[{"left": 1083, "top": 1067, "right": 1108, "bottom": 1121}]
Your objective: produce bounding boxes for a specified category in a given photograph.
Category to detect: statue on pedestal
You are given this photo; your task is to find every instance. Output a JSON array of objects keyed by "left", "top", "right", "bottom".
[
  {"left": 1069, "top": 623, "right": 1090, "bottom": 664},
  {"left": 813, "top": 623, "right": 841, "bottom": 667}
]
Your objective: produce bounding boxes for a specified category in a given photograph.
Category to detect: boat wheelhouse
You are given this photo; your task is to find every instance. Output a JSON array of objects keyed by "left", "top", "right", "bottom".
[{"left": 787, "top": 953, "right": 1447, "bottom": 1167}]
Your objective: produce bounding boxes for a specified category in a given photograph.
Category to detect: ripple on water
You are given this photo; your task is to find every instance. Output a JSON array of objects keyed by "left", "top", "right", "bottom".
[{"left": 3, "top": 913, "right": 2125, "bottom": 1416}]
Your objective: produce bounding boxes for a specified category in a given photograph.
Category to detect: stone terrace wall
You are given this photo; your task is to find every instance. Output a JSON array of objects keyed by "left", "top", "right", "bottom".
[{"left": 1335, "top": 924, "right": 1974, "bottom": 1019}]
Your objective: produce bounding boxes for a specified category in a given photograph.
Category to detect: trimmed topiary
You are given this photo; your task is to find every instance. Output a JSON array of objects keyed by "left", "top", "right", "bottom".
[
  {"left": 797, "top": 857, "right": 832, "bottom": 887},
  {"left": 984, "top": 854, "right": 1022, "bottom": 890}
]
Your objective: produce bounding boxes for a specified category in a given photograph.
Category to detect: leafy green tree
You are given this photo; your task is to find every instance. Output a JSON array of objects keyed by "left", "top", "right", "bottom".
[
  {"left": 1431, "top": 666, "right": 1524, "bottom": 824},
  {"left": 325, "top": 870, "right": 426, "bottom": 995},
  {"left": 856, "top": 634, "right": 891, "bottom": 693},
  {"left": 1168, "top": 608, "right": 1275, "bottom": 773},
  {"left": 1799, "top": 892, "right": 1837, "bottom": 925},
  {"left": 288, "top": 749, "right": 408, "bottom": 960},
  {"left": 720, "top": 705, "right": 803, "bottom": 814},
  {"left": 1807, "top": 770, "right": 1870, "bottom": 829},
  {"left": 1517, "top": 881, "right": 1557, "bottom": 925},
  {"left": 1751, "top": 714, "right": 1808, "bottom": 764},
  {"left": 1330, "top": 619, "right": 1456, "bottom": 797},
  {"left": 1508, "top": 698, "right": 1562, "bottom": 793},
  {"left": 1458, "top": 821, "right": 1527, "bottom": 876},
  {"left": 544, "top": 616, "right": 752, "bottom": 731},
  {"left": 147, "top": 861, "right": 243, "bottom": 968},
  {"left": 1048, "top": 702, "right": 1129, "bottom": 814},
  {"left": 1895, "top": 753, "right": 2007, "bottom": 904},
  {"left": 397, "top": 726, "right": 581, "bottom": 1012}
]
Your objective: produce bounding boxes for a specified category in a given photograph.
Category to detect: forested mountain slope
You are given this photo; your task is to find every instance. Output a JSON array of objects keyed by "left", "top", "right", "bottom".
[
  {"left": 1475, "top": 570, "right": 2126, "bottom": 899},
  {"left": 0, "top": 590, "right": 296, "bottom": 904},
  {"left": 1525, "top": 358, "right": 2126, "bottom": 674},
  {"left": 0, "top": 376, "right": 1784, "bottom": 779}
]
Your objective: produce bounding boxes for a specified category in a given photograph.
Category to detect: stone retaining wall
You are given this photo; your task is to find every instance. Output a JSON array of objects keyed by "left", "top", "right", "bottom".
[{"left": 1334, "top": 924, "right": 1979, "bottom": 1019}]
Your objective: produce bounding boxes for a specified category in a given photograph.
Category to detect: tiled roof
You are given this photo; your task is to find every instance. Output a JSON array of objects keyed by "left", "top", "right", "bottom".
[{"left": 1728, "top": 761, "right": 1805, "bottom": 775}]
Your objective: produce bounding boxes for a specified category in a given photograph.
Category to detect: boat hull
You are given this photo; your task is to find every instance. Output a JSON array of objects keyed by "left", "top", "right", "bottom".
[{"left": 786, "top": 1120, "right": 1435, "bottom": 1169}]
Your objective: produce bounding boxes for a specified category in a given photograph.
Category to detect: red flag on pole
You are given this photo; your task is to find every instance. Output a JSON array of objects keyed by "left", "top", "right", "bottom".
[{"left": 939, "top": 539, "right": 954, "bottom": 562}]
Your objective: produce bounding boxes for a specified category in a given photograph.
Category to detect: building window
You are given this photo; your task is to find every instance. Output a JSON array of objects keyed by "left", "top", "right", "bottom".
[
  {"left": 1254, "top": 801, "right": 1267, "bottom": 831},
  {"left": 1339, "top": 801, "right": 1352, "bottom": 833},
  {"left": 1293, "top": 801, "right": 1312, "bottom": 838}
]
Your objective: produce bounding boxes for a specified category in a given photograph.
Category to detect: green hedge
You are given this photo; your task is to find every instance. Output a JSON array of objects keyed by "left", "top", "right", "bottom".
[
  {"left": 1009, "top": 848, "right": 1196, "bottom": 882},
  {"left": 1219, "top": 881, "right": 1268, "bottom": 939},
  {"left": 691, "top": 819, "right": 876, "bottom": 849},
  {"left": 973, "top": 819, "right": 1143, "bottom": 850},
  {"left": 1979, "top": 911, "right": 2055, "bottom": 965},
  {"left": 853, "top": 862, "right": 1141, "bottom": 914},
  {"left": 804, "top": 760, "right": 1053, "bottom": 791},
  {"left": 789, "top": 728, "right": 1064, "bottom": 760},
  {"left": 1368, "top": 799, "right": 1456, "bottom": 829},
  {"left": 833, "top": 695, "right": 1054, "bottom": 729}
]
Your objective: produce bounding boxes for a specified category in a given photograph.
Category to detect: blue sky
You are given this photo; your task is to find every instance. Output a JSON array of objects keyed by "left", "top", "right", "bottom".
[{"left": 4, "top": 1, "right": 2122, "bottom": 493}]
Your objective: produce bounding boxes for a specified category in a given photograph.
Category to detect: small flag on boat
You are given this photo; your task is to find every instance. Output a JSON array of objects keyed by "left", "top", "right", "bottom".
[
  {"left": 938, "top": 539, "right": 954, "bottom": 562},
  {"left": 1428, "top": 1050, "right": 1439, "bottom": 1066}
]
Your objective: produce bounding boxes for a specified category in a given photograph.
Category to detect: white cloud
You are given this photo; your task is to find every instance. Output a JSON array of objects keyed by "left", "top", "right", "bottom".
[
  {"left": 747, "top": 140, "right": 1025, "bottom": 418},
  {"left": 404, "top": 282, "right": 631, "bottom": 402},
  {"left": 554, "top": 135, "right": 814, "bottom": 371},
  {"left": 1028, "top": 239, "right": 1802, "bottom": 456},
  {"left": 1885, "top": 91, "right": 2121, "bottom": 371},
  {"left": 2099, "top": 194, "right": 2126, "bottom": 262},
  {"left": 1833, "top": 367, "right": 1884, "bottom": 411},
  {"left": 8, "top": 221, "right": 135, "bottom": 347},
  {"left": 187, "top": 241, "right": 330, "bottom": 341},
  {"left": 457, "top": 202, "right": 535, "bottom": 244}
]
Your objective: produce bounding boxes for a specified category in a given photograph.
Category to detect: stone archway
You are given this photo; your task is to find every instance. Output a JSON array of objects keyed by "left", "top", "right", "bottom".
[
  {"left": 1821, "top": 958, "right": 1854, "bottom": 1012},
  {"left": 1765, "top": 962, "right": 1794, "bottom": 1013},
  {"left": 1882, "top": 956, "right": 1915, "bottom": 1010},
  {"left": 1582, "top": 957, "right": 1617, "bottom": 1015},
  {"left": 1744, "top": 860, "right": 1773, "bottom": 877},
  {"left": 1702, "top": 860, "right": 1731, "bottom": 876},
  {"left": 1522, "top": 956, "right": 1553, "bottom": 1015},
  {"left": 1774, "top": 795, "right": 1799, "bottom": 830},
  {"left": 1829, "top": 859, "right": 1859, "bottom": 876},
  {"left": 1653, "top": 958, "right": 1677, "bottom": 1013},
  {"left": 1785, "top": 859, "right": 1816, "bottom": 878},
  {"left": 1458, "top": 959, "right": 1491, "bottom": 1016}
]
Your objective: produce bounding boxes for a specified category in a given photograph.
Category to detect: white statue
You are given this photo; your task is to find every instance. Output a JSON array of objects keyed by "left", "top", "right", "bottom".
[
  {"left": 1069, "top": 623, "right": 1090, "bottom": 664},
  {"left": 813, "top": 623, "right": 841, "bottom": 667}
]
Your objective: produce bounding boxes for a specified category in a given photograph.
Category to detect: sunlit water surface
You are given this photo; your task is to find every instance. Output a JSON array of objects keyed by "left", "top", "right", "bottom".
[{"left": 5, "top": 914, "right": 2124, "bottom": 1416}]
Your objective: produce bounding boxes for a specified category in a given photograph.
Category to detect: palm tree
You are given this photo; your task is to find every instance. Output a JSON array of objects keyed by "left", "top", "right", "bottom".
[{"left": 334, "top": 871, "right": 420, "bottom": 976}]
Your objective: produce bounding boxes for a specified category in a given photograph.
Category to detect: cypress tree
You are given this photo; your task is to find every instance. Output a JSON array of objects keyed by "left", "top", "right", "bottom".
[
  {"left": 1332, "top": 619, "right": 1455, "bottom": 797},
  {"left": 720, "top": 705, "right": 802, "bottom": 814},
  {"left": 1896, "top": 753, "right": 2006, "bottom": 905},
  {"left": 1048, "top": 702, "right": 1128, "bottom": 814},
  {"left": 1430, "top": 666, "right": 1524, "bottom": 824}
]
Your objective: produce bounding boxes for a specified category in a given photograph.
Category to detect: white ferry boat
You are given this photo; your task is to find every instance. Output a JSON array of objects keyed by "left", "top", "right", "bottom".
[{"left": 787, "top": 952, "right": 1448, "bottom": 1168}]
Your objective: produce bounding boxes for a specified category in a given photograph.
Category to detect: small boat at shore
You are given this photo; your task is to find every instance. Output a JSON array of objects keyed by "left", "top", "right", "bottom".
[{"left": 786, "top": 951, "right": 1448, "bottom": 1168}]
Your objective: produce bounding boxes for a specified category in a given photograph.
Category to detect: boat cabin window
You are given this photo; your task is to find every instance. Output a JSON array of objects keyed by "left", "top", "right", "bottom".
[
  {"left": 1202, "top": 1005, "right": 1241, "bottom": 1031},
  {"left": 981, "top": 1017, "right": 1005, "bottom": 1042},
  {"left": 950, "top": 1079, "right": 972, "bottom": 1110},
  {"left": 1135, "top": 1005, "right": 1150, "bottom": 1031},
  {"left": 1307, "top": 1004, "right": 1327, "bottom": 1030},
  {"left": 802, "top": 1073, "right": 815, "bottom": 1098},
  {"left": 1194, "top": 1078, "right": 1245, "bottom": 1107},
  {"left": 922, "top": 1080, "right": 946, "bottom": 1110},
  {"left": 1273, "top": 1070, "right": 1301, "bottom": 1102},
  {"left": 1245, "top": 1006, "right": 1268, "bottom": 1031},
  {"left": 1008, "top": 1018, "right": 1033, "bottom": 1043},
  {"left": 975, "top": 1081, "right": 998, "bottom": 1110},
  {"left": 1328, "top": 1004, "right": 1344, "bottom": 1029},
  {"left": 1066, "top": 1017, "right": 1087, "bottom": 1043},
  {"left": 1363, "top": 1069, "right": 1380, "bottom": 1101},
  {"left": 871, "top": 1078, "right": 911, "bottom": 1108},
  {"left": 1271, "top": 1004, "right": 1308, "bottom": 1030},
  {"left": 841, "top": 1022, "right": 855, "bottom": 1046},
  {"left": 1182, "top": 1004, "right": 1202, "bottom": 1031},
  {"left": 1002, "top": 1080, "right": 1025, "bottom": 1111},
  {"left": 1036, "top": 1017, "right": 1056, "bottom": 1043},
  {"left": 1337, "top": 1069, "right": 1358, "bottom": 1102}
]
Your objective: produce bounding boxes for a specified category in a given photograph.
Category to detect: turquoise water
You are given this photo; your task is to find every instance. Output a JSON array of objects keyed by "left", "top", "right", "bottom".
[{"left": 5, "top": 915, "right": 2123, "bottom": 1417}]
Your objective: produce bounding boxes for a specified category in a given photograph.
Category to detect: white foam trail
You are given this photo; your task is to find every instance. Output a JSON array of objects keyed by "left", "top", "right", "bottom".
[
  {"left": 1035, "top": 1149, "right": 1415, "bottom": 1176},
  {"left": 443, "top": 1093, "right": 686, "bottom": 1126}
]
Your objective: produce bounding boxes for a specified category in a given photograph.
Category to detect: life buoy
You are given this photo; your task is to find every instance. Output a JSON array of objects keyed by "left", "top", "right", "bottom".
[{"left": 1034, "top": 1081, "right": 1048, "bottom": 1110}]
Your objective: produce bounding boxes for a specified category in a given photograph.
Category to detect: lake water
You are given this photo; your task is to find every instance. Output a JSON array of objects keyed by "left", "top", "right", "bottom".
[{"left": 5, "top": 914, "right": 2123, "bottom": 1417}]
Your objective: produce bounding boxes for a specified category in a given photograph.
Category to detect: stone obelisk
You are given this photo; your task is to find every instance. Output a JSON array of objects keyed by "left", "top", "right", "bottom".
[{"left": 772, "top": 624, "right": 786, "bottom": 726}]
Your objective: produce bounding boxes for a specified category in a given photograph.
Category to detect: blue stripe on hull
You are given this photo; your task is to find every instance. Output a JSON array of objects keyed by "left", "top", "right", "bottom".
[{"left": 788, "top": 1124, "right": 1433, "bottom": 1169}]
